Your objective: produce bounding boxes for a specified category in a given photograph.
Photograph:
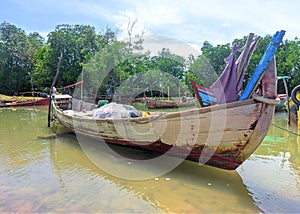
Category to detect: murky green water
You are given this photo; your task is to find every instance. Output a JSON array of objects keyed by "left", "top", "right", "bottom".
[{"left": 0, "top": 107, "right": 300, "bottom": 213}]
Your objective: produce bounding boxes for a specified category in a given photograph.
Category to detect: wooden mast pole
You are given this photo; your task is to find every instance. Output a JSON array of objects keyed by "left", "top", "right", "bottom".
[
  {"left": 282, "top": 77, "right": 291, "bottom": 124},
  {"left": 81, "top": 67, "right": 84, "bottom": 101},
  {"left": 48, "top": 52, "right": 63, "bottom": 127}
]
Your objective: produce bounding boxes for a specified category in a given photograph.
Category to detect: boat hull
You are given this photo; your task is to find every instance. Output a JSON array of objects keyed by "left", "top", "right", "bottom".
[{"left": 54, "top": 97, "right": 275, "bottom": 170}]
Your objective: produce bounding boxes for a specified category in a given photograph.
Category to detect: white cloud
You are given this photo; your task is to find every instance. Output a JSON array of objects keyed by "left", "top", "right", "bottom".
[
  {"left": 121, "top": 0, "right": 185, "bottom": 25},
  {"left": 3, "top": 0, "right": 299, "bottom": 46},
  {"left": 110, "top": 0, "right": 300, "bottom": 46},
  {"left": 111, "top": 0, "right": 186, "bottom": 40},
  {"left": 138, "top": 35, "right": 201, "bottom": 58}
]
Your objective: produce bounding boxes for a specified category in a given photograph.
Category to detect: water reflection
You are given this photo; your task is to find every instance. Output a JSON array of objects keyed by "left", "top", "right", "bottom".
[
  {"left": 0, "top": 107, "right": 52, "bottom": 212},
  {"left": 0, "top": 107, "right": 258, "bottom": 212},
  {"left": 237, "top": 112, "right": 300, "bottom": 213},
  {"left": 49, "top": 134, "right": 259, "bottom": 213},
  {"left": 1, "top": 108, "right": 300, "bottom": 212}
]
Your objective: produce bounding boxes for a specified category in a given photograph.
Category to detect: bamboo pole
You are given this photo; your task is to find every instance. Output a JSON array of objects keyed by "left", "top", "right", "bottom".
[
  {"left": 48, "top": 52, "right": 63, "bottom": 127},
  {"left": 81, "top": 67, "right": 84, "bottom": 101}
]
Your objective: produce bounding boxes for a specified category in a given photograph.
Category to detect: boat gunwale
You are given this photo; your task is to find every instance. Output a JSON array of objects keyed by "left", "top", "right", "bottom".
[{"left": 53, "top": 98, "right": 257, "bottom": 123}]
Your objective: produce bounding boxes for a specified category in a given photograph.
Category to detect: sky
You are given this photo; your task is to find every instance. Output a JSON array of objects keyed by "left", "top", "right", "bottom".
[{"left": 1, "top": 0, "right": 299, "bottom": 50}]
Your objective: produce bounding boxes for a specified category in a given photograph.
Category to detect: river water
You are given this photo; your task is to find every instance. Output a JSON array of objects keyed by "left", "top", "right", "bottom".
[{"left": 0, "top": 107, "right": 300, "bottom": 213}]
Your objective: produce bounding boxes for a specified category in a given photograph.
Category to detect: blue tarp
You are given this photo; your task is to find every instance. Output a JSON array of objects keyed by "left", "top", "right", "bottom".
[{"left": 239, "top": 30, "right": 285, "bottom": 100}]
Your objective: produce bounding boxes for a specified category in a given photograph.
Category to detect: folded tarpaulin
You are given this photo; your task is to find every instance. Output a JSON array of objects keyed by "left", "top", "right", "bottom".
[
  {"left": 211, "top": 35, "right": 260, "bottom": 104},
  {"left": 192, "top": 33, "right": 260, "bottom": 107}
]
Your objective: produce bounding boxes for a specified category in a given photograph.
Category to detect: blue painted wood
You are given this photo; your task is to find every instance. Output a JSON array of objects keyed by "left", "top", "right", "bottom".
[{"left": 239, "top": 30, "right": 285, "bottom": 100}]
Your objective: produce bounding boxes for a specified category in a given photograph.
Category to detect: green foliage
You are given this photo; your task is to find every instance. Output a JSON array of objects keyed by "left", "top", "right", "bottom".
[
  {"left": 80, "top": 40, "right": 127, "bottom": 99},
  {"left": 0, "top": 22, "right": 44, "bottom": 95},
  {"left": 276, "top": 38, "right": 300, "bottom": 92},
  {"left": 31, "top": 46, "right": 52, "bottom": 89},
  {"left": 116, "top": 52, "right": 153, "bottom": 84},
  {"left": 81, "top": 36, "right": 188, "bottom": 101},
  {"left": 201, "top": 41, "right": 231, "bottom": 73},
  {"left": 118, "top": 69, "right": 188, "bottom": 99},
  {"left": 1, "top": 20, "right": 299, "bottom": 98},
  {"left": 45, "top": 24, "right": 99, "bottom": 89},
  {"left": 189, "top": 55, "right": 218, "bottom": 88},
  {"left": 150, "top": 48, "right": 186, "bottom": 79},
  {"left": 31, "top": 24, "right": 117, "bottom": 92}
]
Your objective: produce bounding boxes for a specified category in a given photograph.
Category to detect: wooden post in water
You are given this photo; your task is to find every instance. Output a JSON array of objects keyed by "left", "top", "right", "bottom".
[
  {"left": 282, "top": 77, "right": 291, "bottom": 125},
  {"left": 48, "top": 52, "right": 63, "bottom": 127},
  {"left": 298, "top": 105, "right": 300, "bottom": 127}
]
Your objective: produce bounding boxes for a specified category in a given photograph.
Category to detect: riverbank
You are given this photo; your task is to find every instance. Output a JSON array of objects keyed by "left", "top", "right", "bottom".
[{"left": 0, "top": 94, "right": 46, "bottom": 103}]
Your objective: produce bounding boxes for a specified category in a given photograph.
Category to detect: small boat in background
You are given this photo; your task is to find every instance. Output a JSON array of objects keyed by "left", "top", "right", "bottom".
[
  {"left": 146, "top": 98, "right": 196, "bottom": 109},
  {"left": 275, "top": 94, "right": 288, "bottom": 112},
  {"left": 0, "top": 94, "right": 49, "bottom": 108}
]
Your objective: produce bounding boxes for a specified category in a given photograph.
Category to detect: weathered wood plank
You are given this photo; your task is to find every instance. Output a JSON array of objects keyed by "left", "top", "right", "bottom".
[{"left": 240, "top": 57, "right": 277, "bottom": 160}]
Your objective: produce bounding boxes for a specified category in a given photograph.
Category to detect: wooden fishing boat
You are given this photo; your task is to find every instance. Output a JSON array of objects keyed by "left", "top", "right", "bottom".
[
  {"left": 52, "top": 60, "right": 279, "bottom": 170},
  {"left": 51, "top": 30, "right": 284, "bottom": 170},
  {"left": 146, "top": 98, "right": 196, "bottom": 109},
  {"left": 146, "top": 99, "right": 176, "bottom": 108},
  {"left": 0, "top": 97, "right": 49, "bottom": 108}
]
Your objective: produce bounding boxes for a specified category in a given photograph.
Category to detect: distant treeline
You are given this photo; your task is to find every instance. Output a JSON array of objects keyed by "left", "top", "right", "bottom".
[{"left": 0, "top": 21, "right": 299, "bottom": 96}]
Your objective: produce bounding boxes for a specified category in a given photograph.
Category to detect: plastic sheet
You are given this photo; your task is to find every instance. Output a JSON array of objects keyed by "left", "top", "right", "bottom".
[{"left": 93, "top": 102, "right": 142, "bottom": 118}]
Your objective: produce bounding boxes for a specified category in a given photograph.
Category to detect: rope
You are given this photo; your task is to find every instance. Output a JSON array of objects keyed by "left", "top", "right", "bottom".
[
  {"left": 253, "top": 93, "right": 280, "bottom": 105},
  {"left": 271, "top": 123, "right": 300, "bottom": 136}
]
